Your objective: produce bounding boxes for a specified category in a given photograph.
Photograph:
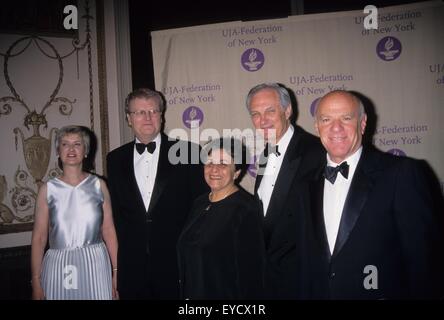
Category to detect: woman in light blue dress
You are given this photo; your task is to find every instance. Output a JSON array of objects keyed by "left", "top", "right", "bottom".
[{"left": 31, "top": 126, "right": 118, "bottom": 300}]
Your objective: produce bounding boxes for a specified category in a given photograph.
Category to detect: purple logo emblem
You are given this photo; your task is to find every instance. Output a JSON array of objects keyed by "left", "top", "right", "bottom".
[
  {"left": 377, "top": 36, "right": 402, "bottom": 61},
  {"left": 247, "top": 155, "right": 258, "bottom": 178},
  {"left": 182, "top": 106, "right": 204, "bottom": 129},
  {"left": 387, "top": 148, "right": 406, "bottom": 157},
  {"left": 241, "top": 48, "right": 265, "bottom": 72},
  {"left": 310, "top": 97, "right": 321, "bottom": 117}
]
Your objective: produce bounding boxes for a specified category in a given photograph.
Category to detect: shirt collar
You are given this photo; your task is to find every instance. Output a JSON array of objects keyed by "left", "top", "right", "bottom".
[
  {"left": 327, "top": 146, "right": 363, "bottom": 168},
  {"left": 274, "top": 124, "right": 294, "bottom": 154}
]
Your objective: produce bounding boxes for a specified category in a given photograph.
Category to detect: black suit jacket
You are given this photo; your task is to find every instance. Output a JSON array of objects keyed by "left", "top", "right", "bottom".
[
  {"left": 254, "top": 125, "right": 324, "bottom": 299},
  {"left": 106, "top": 133, "right": 207, "bottom": 299},
  {"left": 308, "top": 146, "right": 444, "bottom": 299}
]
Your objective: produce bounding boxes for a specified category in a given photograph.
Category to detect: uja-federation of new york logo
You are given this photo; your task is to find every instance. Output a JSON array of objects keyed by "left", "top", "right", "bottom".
[
  {"left": 310, "top": 97, "right": 322, "bottom": 117},
  {"left": 241, "top": 48, "right": 265, "bottom": 72},
  {"left": 377, "top": 36, "right": 402, "bottom": 61},
  {"left": 182, "top": 106, "right": 204, "bottom": 128},
  {"left": 387, "top": 148, "right": 406, "bottom": 157}
]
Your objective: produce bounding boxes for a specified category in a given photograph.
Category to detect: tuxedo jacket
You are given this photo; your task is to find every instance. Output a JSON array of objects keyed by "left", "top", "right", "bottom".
[
  {"left": 106, "top": 133, "right": 207, "bottom": 299},
  {"left": 307, "top": 146, "right": 444, "bottom": 299},
  {"left": 254, "top": 125, "right": 324, "bottom": 299}
]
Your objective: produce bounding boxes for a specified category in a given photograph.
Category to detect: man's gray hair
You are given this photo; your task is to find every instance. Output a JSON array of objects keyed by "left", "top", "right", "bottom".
[{"left": 246, "top": 83, "right": 291, "bottom": 111}]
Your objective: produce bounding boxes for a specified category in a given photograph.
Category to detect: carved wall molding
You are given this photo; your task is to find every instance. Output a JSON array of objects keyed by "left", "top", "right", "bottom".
[
  {"left": 0, "top": 0, "right": 108, "bottom": 235},
  {"left": 96, "top": 0, "right": 110, "bottom": 173}
]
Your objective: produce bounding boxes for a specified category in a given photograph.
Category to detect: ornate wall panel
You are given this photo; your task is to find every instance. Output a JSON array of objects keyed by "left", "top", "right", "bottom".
[{"left": 0, "top": 0, "right": 109, "bottom": 239}]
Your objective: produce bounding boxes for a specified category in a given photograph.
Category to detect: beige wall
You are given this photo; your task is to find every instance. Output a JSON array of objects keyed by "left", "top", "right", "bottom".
[
  {"left": 0, "top": 0, "right": 126, "bottom": 248},
  {"left": 152, "top": 1, "right": 444, "bottom": 195}
]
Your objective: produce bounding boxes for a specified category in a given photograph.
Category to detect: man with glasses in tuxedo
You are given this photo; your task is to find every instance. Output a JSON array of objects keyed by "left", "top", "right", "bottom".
[{"left": 107, "top": 88, "right": 207, "bottom": 299}]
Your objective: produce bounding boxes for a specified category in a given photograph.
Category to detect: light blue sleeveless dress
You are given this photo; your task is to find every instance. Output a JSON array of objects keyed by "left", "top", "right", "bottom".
[{"left": 40, "top": 174, "right": 112, "bottom": 300}]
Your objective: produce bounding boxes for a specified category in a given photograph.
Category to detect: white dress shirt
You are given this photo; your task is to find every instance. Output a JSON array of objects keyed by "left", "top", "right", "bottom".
[
  {"left": 133, "top": 134, "right": 161, "bottom": 211},
  {"left": 258, "top": 125, "right": 294, "bottom": 216},
  {"left": 323, "top": 146, "right": 362, "bottom": 254}
]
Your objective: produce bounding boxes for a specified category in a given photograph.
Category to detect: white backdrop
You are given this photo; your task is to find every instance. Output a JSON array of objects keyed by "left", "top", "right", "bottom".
[{"left": 151, "top": 1, "right": 444, "bottom": 193}]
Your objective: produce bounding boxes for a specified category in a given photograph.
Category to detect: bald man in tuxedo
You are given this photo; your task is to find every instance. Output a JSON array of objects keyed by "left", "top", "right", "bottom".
[{"left": 307, "top": 90, "right": 444, "bottom": 299}]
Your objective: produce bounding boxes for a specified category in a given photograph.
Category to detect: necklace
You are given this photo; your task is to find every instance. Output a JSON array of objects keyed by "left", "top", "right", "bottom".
[{"left": 205, "top": 185, "right": 236, "bottom": 211}]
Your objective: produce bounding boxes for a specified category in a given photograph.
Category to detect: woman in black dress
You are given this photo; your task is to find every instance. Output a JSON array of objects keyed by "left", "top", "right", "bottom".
[{"left": 177, "top": 137, "right": 265, "bottom": 300}]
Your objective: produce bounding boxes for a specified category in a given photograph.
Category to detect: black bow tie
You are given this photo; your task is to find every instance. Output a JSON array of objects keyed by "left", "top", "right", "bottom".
[
  {"left": 263, "top": 144, "right": 280, "bottom": 158},
  {"left": 259, "top": 144, "right": 280, "bottom": 168},
  {"left": 324, "top": 161, "right": 349, "bottom": 184},
  {"left": 135, "top": 142, "right": 156, "bottom": 154}
]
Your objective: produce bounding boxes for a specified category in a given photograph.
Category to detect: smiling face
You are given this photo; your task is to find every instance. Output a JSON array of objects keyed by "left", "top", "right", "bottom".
[
  {"left": 58, "top": 133, "right": 86, "bottom": 168},
  {"left": 127, "top": 97, "right": 162, "bottom": 143},
  {"left": 248, "top": 88, "right": 292, "bottom": 144},
  {"left": 315, "top": 92, "right": 367, "bottom": 164},
  {"left": 204, "top": 148, "right": 240, "bottom": 195}
]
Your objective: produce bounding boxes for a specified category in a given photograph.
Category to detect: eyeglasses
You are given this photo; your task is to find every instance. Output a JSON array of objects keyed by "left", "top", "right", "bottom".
[{"left": 128, "top": 109, "right": 161, "bottom": 118}]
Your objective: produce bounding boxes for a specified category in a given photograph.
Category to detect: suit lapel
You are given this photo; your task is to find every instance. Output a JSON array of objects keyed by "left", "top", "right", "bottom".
[
  {"left": 147, "top": 133, "right": 171, "bottom": 217},
  {"left": 332, "top": 148, "right": 375, "bottom": 257},
  {"left": 310, "top": 165, "right": 331, "bottom": 261},
  {"left": 264, "top": 131, "right": 302, "bottom": 222},
  {"left": 123, "top": 142, "right": 147, "bottom": 213},
  {"left": 265, "top": 155, "right": 301, "bottom": 222}
]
